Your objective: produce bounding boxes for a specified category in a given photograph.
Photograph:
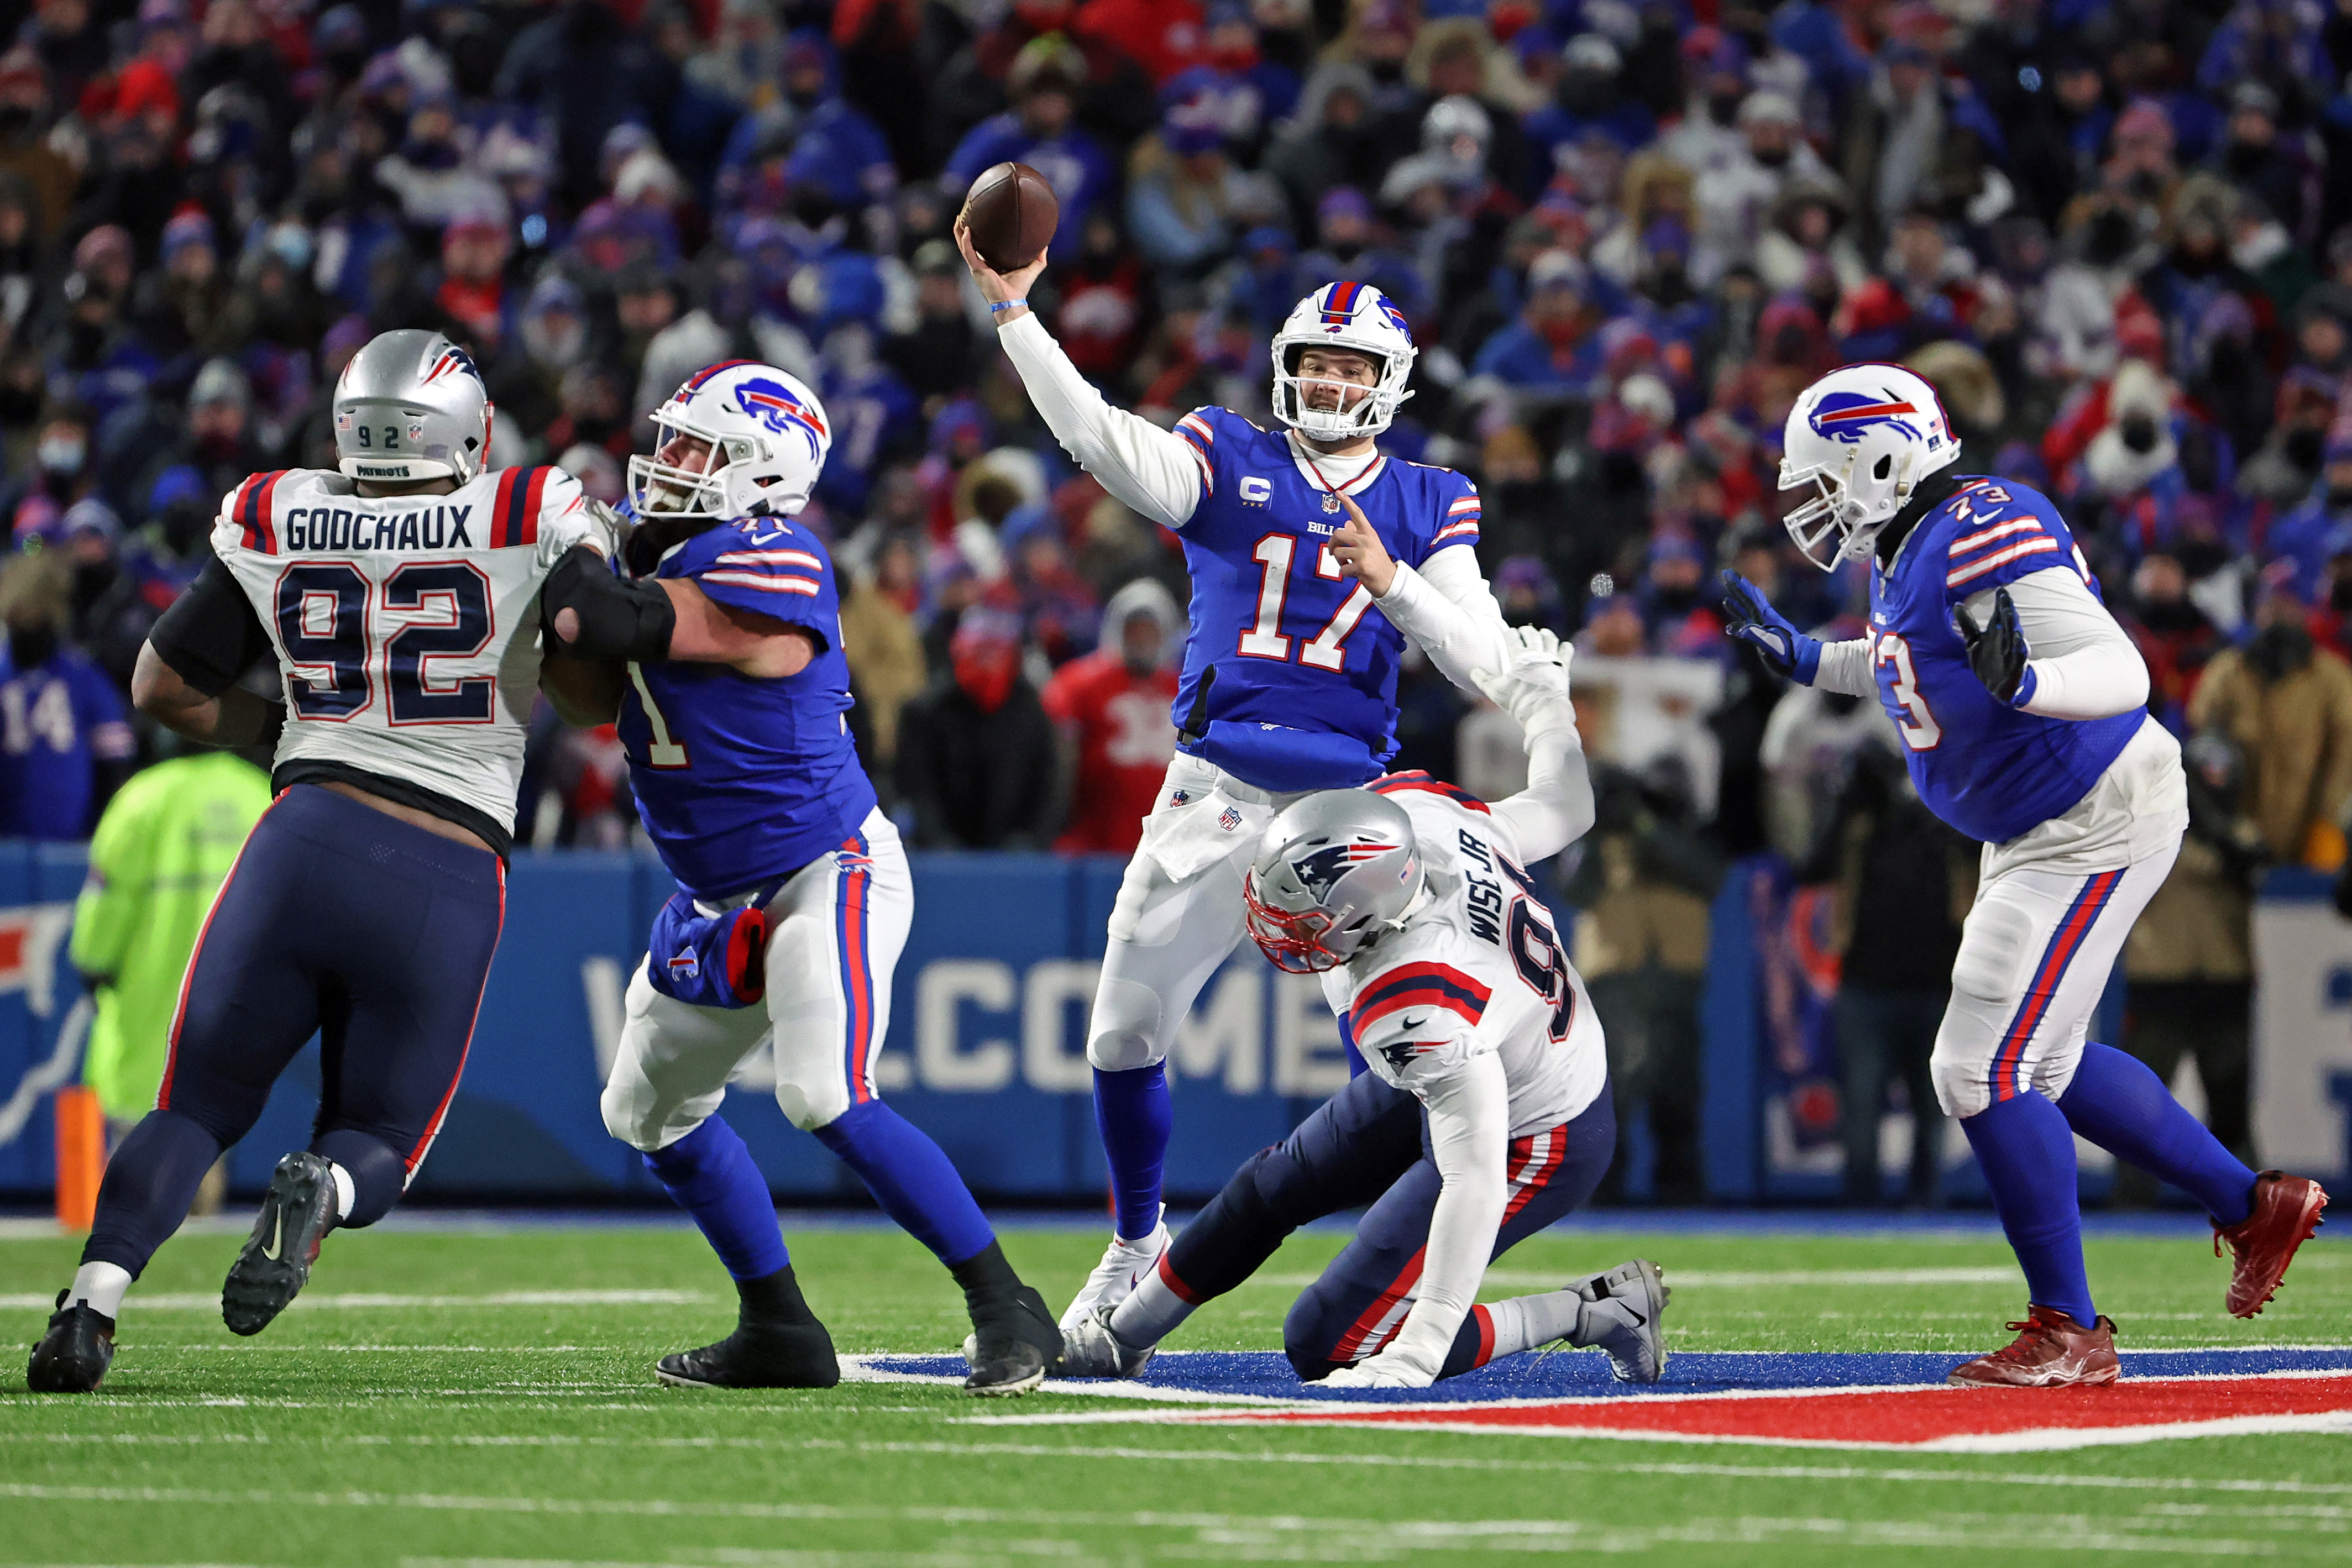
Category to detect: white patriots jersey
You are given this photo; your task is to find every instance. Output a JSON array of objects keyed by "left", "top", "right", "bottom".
[
  {"left": 210, "top": 463, "right": 596, "bottom": 832},
  {"left": 1319, "top": 774, "right": 1607, "bottom": 1136}
]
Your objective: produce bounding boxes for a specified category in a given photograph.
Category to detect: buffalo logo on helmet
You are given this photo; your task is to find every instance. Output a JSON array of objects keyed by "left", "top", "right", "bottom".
[
  {"left": 1808, "top": 387, "right": 1928, "bottom": 445},
  {"left": 1289, "top": 836, "right": 1396, "bottom": 896},
  {"left": 733, "top": 376, "right": 830, "bottom": 456},
  {"left": 422, "top": 344, "right": 483, "bottom": 387}
]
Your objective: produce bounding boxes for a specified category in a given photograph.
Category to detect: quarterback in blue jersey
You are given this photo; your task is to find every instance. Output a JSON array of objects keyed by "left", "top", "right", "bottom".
[
  {"left": 959, "top": 226, "right": 1517, "bottom": 1334},
  {"left": 1723, "top": 364, "right": 2328, "bottom": 1386},
  {"left": 539, "top": 361, "right": 1064, "bottom": 1396}
]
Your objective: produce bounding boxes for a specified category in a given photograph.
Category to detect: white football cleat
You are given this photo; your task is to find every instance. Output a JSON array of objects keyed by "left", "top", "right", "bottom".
[
  {"left": 1056, "top": 1209, "right": 1171, "bottom": 1334},
  {"left": 1060, "top": 1303, "right": 1156, "bottom": 1379},
  {"left": 1572, "top": 1258, "right": 1669, "bottom": 1384}
]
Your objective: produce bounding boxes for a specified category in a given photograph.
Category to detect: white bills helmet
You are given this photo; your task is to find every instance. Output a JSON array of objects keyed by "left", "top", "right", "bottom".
[
  {"left": 334, "top": 329, "right": 493, "bottom": 483},
  {"left": 628, "top": 359, "right": 832, "bottom": 523},
  {"left": 1778, "top": 363, "right": 1960, "bottom": 570},
  {"left": 1243, "top": 790, "right": 1421, "bottom": 973},
  {"left": 1270, "top": 281, "right": 1417, "bottom": 441}
]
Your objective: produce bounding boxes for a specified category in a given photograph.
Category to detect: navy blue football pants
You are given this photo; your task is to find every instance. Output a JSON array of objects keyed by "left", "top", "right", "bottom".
[
  {"left": 83, "top": 785, "right": 505, "bottom": 1276},
  {"left": 1156, "top": 1068, "right": 1615, "bottom": 1381}
]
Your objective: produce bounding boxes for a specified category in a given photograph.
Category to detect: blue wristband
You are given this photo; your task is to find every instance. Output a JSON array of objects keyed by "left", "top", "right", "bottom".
[{"left": 989, "top": 298, "right": 1027, "bottom": 314}]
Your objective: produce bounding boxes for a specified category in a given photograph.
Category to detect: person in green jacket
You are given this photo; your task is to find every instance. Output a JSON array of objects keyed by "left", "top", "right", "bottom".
[{"left": 70, "top": 749, "right": 273, "bottom": 1213}]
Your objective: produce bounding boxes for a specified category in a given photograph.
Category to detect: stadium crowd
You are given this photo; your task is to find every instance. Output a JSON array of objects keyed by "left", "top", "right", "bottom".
[{"left": 4, "top": 0, "right": 2349, "bottom": 1199}]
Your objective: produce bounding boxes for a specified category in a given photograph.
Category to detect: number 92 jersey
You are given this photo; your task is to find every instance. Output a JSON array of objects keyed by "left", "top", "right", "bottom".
[
  {"left": 1867, "top": 477, "right": 2140, "bottom": 846},
  {"left": 1317, "top": 773, "right": 1606, "bottom": 1135},
  {"left": 1171, "top": 407, "right": 1480, "bottom": 777},
  {"left": 211, "top": 464, "right": 598, "bottom": 836}
]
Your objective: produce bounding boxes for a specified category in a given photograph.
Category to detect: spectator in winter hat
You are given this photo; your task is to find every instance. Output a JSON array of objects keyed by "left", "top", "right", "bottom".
[
  {"left": 437, "top": 208, "right": 514, "bottom": 348},
  {"left": 1525, "top": 33, "right": 1656, "bottom": 176},
  {"left": 1472, "top": 249, "right": 1606, "bottom": 396},
  {"left": 894, "top": 601, "right": 1062, "bottom": 849},
  {"left": 945, "top": 34, "right": 1113, "bottom": 257},
  {"left": 0, "top": 48, "right": 74, "bottom": 240},
  {"left": 1660, "top": 26, "right": 1752, "bottom": 181},
  {"left": 1264, "top": 61, "right": 1384, "bottom": 234},
  {"left": 1297, "top": 185, "right": 1423, "bottom": 316}
]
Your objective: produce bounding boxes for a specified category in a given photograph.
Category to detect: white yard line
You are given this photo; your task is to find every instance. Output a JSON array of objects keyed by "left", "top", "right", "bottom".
[
  {"left": 1247, "top": 1266, "right": 2024, "bottom": 1289},
  {"left": 0, "top": 1291, "right": 711, "bottom": 1311}
]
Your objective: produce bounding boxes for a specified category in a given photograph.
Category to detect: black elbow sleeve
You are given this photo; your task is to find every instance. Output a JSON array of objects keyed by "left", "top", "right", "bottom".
[{"left": 542, "top": 546, "right": 675, "bottom": 663}]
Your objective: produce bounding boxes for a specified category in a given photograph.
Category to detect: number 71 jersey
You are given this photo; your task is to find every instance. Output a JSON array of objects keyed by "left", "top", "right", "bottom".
[
  {"left": 1867, "top": 476, "right": 2140, "bottom": 845},
  {"left": 211, "top": 464, "right": 598, "bottom": 835},
  {"left": 1318, "top": 774, "right": 1607, "bottom": 1136}
]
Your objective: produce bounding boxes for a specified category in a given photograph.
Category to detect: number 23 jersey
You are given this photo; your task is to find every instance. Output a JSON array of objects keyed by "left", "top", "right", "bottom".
[
  {"left": 1317, "top": 773, "right": 1606, "bottom": 1136},
  {"left": 211, "top": 464, "right": 597, "bottom": 837},
  {"left": 1867, "top": 477, "right": 2140, "bottom": 845}
]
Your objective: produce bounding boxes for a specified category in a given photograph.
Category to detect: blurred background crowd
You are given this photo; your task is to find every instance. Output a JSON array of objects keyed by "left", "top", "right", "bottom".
[{"left": 4, "top": 0, "right": 2349, "bottom": 1202}]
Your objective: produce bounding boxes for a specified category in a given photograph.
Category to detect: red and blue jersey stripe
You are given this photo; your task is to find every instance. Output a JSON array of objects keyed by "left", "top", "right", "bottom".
[
  {"left": 1319, "top": 281, "right": 1364, "bottom": 329},
  {"left": 489, "top": 465, "right": 552, "bottom": 549},
  {"left": 836, "top": 834, "right": 877, "bottom": 1104},
  {"left": 1368, "top": 770, "right": 1489, "bottom": 814},
  {"left": 233, "top": 470, "right": 287, "bottom": 554},
  {"left": 1352, "top": 961, "right": 1491, "bottom": 1035}
]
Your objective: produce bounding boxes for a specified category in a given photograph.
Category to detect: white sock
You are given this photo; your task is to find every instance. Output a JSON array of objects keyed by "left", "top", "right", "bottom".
[
  {"left": 1108, "top": 1261, "right": 1196, "bottom": 1347},
  {"left": 1481, "top": 1288, "right": 1586, "bottom": 1360},
  {"left": 1116, "top": 1204, "right": 1165, "bottom": 1249},
  {"left": 69, "top": 1262, "right": 132, "bottom": 1320},
  {"left": 326, "top": 1161, "right": 356, "bottom": 1223}
]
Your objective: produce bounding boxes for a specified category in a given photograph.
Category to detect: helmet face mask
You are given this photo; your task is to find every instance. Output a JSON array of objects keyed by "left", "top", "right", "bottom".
[
  {"left": 1271, "top": 283, "right": 1416, "bottom": 442},
  {"left": 1778, "top": 365, "right": 1960, "bottom": 571},
  {"left": 1244, "top": 791, "right": 1422, "bottom": 974},
  {"left": 627, "top": 360, "right": 832, "bottom": 525},
  {"left": 334, "top": 330, "right": 493, "bottom": 484}
]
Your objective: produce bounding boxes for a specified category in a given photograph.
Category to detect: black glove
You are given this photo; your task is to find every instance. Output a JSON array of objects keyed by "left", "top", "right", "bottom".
[
  {"left": 1180, "top": 663, "right": 1216, "bottom": 744},
  {"left": 1953, "top": 586, "right": 2031, "bottom": 705},
  {"left": 541, "top": 544, "right": 676, "bottom": 664}
]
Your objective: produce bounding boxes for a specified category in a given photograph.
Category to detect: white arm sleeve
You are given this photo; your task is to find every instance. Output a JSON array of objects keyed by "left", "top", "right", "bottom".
[
  {"left": 1489, "top": 728, "right": 1595, "bottom": 864},
  {"left": 1813, "top": 638, "right": 1876, "bottom": 697},
  {"left": 1965, "top": 567, "right": 2149, "bottom": 720},
  {"left": 1373, "top": 1051, "right": 1512, "bottom": 1381},
  {"left": 1373, "top": 552, "right": 1516, "bottom": 701},
  {"left": 994, "top": 313, "right": 1201, "bottom": 529}
]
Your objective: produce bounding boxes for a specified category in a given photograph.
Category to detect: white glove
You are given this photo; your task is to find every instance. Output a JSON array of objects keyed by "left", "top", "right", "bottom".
[
  {"left": 580, "top": 497, "right": 631, "bottom": 559},
  {"left": 1317, "top": 1351, "right": 1436, "bottom": 1390},
  {"left": 1469, "top": 625, "right": 1576, "bottom": 741}
]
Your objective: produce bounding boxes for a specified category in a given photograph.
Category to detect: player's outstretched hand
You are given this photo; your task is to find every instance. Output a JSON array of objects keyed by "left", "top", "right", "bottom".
[
  {"left": 1328, "top": 493, "right": 1397, "bottom": 597},
  {"left": 1719, "top": 570, "right": 1822, "bottom": 685},
  {"left": 1955, "top": 586, "right": 2033, "bottom": 705},
  {"left": 954, "top": 216, "right": 1049, "bottom": 313},
  {"left": 1319, "top": 1351, "right": 1434, "bottom": 1389},
  {"left": 1471, "top": 624, "right": 1576, "bottom": 742}
]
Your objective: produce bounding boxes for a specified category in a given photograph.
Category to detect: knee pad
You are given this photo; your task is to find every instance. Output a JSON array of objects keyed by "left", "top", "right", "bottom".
[
  {"left": 1934, "top": 900, "right": 2036, "bottom": 1120},
  {"left": 774, "top": 1067, "right": 852, "bottom": 1133},
  {"left": 599, "top": 1073, "right": 663, "bottom": 1152},
  {"left": 1087, "top": 978, "right": 1167, "bottom": 1072}
]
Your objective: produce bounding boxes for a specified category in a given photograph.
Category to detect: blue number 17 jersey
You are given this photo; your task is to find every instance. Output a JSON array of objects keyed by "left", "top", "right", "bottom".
[
  {"left": 1868, "top": 477, "right": 2140, "bottom": 845},
  {"left": 1169, "top": 406, "right": 1480, "bottom": 784}
]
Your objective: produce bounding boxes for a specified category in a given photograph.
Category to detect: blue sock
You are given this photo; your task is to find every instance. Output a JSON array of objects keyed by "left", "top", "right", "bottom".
[
  {"left": 2058, "top": 1043, "right": 2259, "bottom": 1227},
  {"left": 813, "top": 1100, "right": 996, "bottom": 1265},
  {"left": 1093, "top": 1063, "right": 1171, "bottom": 1241},
  {"left": 642, "top": 1116, "right": 790, "bottom": 1281},
  {"left": 1960, "top": 1091, "right": 2097, "bottom": 1325}
]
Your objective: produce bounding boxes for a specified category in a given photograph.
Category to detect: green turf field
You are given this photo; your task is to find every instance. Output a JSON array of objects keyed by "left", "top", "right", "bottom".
[{"left": 2, "top": 1216, "right": 2345, "bottom": 1565}]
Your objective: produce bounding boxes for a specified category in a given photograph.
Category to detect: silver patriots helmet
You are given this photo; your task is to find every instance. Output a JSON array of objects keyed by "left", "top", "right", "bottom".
[
  {"left": 334, "top": 329, "right": 494, "bottom": 484},
  {"left": 1243, "top": 790, "right": 1421, "bottom": 973}
]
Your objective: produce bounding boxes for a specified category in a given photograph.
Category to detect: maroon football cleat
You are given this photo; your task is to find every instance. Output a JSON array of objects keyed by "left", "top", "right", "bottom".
[
  {"left": 1947, "top": 1307, "right": 2120, "bottom": 1388},
  {"left": 2215, "top": 1171, "right": 2328, "bottom": 1319}
]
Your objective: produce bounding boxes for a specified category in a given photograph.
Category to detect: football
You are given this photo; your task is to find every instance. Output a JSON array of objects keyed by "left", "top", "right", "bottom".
[{"left": 961, "top": 161, "right": 1058, "bottom": 274}]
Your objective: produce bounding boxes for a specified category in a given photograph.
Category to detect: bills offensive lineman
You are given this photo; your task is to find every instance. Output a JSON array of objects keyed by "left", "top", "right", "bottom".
[
  {"left": 1064, "top": 627, "right": 1669, "bottom": 1390},
  {"left": 538, "top": 362, "right": 1063, "bottom": 1394},
  {"left": 1723, "top": 364, "right": 2328, "bottom": 1386},
  {"left": 32, "top": 331, "right": 604, "bottom": 1391},
  {"left": 957, "top": 227, "right": 1516, "bottom": 1334}
]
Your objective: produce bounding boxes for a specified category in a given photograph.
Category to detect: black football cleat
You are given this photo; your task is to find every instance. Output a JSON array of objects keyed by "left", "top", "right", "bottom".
[
  {"left": 962, "top": 1283, "right": 1064, "bottom": 1397},
  {"left": 656, "top": 1318, "right": 840, "bottom": 1389},
  {"left": 222, "top": 1151, "right": 339, "bottom": 1336},
  {"left": 27, "top": 1292, "right": 115, "bottom": 1393}
]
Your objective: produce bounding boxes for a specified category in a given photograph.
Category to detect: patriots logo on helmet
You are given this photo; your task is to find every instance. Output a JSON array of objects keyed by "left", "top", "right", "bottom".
[
  {"left": 1808, "top": 388, "right": 1925, "bottom": 444},
  {"left": 423, "top": 345, "right": 483, "bottom": 387},
  {"left": 734, "top": 376, "right": 829, "bottom": 455},
  {"left": 1290, "top": 837, "right": 1395, "bottom": 896},
  {"left": 667, "top": 946, "right": 700, "bottom": 981}
]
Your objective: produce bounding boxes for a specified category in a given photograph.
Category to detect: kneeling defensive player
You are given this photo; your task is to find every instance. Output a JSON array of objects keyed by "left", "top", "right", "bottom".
[
  {"left": 1064, "top": 626, "right": 1667, "bottom": 1389},
  {"left": 540, "top": 361, "right": 1061, "bottom": 1395},
  {"left": 31, "top": 331, "right": 604, "bottom": 1392},
  {"left": 1724, "top": 363, "right": 2328, "bottom": 1386}
]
